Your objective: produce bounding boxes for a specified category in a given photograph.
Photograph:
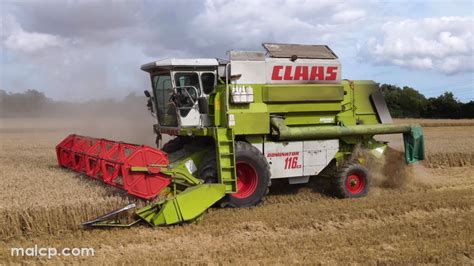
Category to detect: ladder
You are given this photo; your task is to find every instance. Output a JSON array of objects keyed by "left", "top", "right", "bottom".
[{"left": 214, "top": 128, "right": 237, "bottom": 193}]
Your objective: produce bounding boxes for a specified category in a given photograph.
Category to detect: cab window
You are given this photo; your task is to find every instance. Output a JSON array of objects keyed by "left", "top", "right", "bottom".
[
  {"left": 175, "top": 73, "right": 200, "bottom": 90},
  {"left": 201, "top": 73, "right": 215, "bottom": 94}
]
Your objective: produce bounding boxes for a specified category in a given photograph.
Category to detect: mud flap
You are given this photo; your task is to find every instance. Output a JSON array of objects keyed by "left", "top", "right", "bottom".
[
  {"left": 403, "top": 125, "right": 425, "bottom": 164},
  {"left": 136, "top": 184, "right": 226, "bottom": 226}
]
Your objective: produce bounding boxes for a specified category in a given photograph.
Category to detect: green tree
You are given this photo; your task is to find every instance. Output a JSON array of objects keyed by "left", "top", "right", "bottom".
[
  {"left": 380, "top": 84, "right": 427, "bottom": 118},
  {"left": 460, "top": 101, "right": 474, "bottom": 118},
  {"left": 425, "top": 92, "right": 462, "bottom": 118}
]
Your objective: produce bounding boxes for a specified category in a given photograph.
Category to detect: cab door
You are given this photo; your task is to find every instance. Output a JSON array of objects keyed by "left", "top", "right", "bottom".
[{"left": 173, "top": 72, "right": 202, "bottom": 127}]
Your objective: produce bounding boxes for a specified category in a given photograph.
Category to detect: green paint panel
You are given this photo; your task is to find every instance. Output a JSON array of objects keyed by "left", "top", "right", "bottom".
[
  {"left": 284, "top": 112, "right": 337, "bottom": 126},
  {"left": 337, "top": 80, "right": 380, "bottom": 126},
  {"left": 353, "top": 80, "right": 379, "bottom": 125},
  {"left": 267, "top": 102, "right": 342, "bottom": 113},
  {"left": 229, "top": 102, "right": 269, "bottom": 135},
  {"left": 178, "top": 127, "right": 212, "bottom": 137},
  {"left": 262, "top": 84, "right": 344, "bottom": 103},
  {"left": 232, "top": 112, "right": 269, "bottom": 134}
]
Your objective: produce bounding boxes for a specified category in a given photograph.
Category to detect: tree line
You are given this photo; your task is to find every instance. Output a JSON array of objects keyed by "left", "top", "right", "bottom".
[
  {"left": 380, "top": 84, "right": 473, "bottom": 119},
  {"left": 0, "top": 86, "right": 473, "bottom": 118},
  {"left": 0, "top": 89, "right": 148, "bottom": 118}
]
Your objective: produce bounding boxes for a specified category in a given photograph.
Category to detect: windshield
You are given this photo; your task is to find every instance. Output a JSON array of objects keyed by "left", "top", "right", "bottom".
[{"left": 152, "top": 73, "right": 178, "bottom": 127}]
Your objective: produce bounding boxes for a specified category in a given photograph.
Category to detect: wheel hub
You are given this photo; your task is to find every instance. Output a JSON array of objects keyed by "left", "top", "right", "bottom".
[
  {"left": 346, "top": 173, "right": 365, "bottom": 195},
  {"left": 232, "top": 161, "right": 258, "bottom": 199}
]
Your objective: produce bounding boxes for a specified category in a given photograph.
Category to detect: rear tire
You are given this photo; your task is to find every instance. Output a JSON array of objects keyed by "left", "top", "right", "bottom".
[{"left": 333, "top": 162, "right": 369, "bottom": 198}]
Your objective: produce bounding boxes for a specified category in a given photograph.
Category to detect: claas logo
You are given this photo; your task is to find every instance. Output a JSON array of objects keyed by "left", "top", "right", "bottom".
[{"left": 271, "top": 65, "right": 338, "bottom": 81}]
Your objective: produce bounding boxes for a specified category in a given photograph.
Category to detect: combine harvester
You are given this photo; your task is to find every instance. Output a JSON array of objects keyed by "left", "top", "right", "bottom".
[{"left": 56, "top": 43, "right": 424, "bottom": 227}]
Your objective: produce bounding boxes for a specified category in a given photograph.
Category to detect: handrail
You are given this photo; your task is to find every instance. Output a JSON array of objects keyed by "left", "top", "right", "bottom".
[{"left": 224, "top": 63, "right": 230, "bottom": 113}]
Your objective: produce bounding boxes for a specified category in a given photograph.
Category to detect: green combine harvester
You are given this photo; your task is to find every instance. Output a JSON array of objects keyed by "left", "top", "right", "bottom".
[{"left": 56, "top": 43, "right": 424, "bottom": 227}]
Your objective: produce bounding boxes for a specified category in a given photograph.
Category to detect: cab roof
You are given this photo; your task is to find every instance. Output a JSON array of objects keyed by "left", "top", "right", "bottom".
[{"left": 141, "top": 58, "right": 219, "bottom": 71}]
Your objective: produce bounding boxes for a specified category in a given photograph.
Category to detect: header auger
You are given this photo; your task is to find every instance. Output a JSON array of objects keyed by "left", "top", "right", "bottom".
[{"left": 56, "top": 43, "right": 424, "bottom": 228}]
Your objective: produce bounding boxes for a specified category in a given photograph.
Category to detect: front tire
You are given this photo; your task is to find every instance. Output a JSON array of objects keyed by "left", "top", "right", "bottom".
[
  {"left": 161, "top": 136, "right": 191, "bottom": 153},
  {"left": 199, "top": 141, "right": 271, "bottom": 208},
  {"left": 225, "top": 141, "right": 270, "bottom": 207},
  {"left": 199, "top": 154, "right": 218, "bottom": 184}
]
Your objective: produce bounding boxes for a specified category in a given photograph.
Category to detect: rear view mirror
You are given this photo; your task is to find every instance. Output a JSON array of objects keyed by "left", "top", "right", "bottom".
[{"left": 144, "top": 90, "right": 151, "bottom": 98}]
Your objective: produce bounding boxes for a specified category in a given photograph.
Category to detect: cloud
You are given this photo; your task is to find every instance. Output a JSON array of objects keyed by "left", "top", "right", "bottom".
[
  {"left": 186, "top": 0, "right": 371, "bottom": 57},
  {"left": 1, "top": 0, "right": 374, "bottom": 100},
  {"left": 0, "top": 13, "right": 148, "bottom": 100},
  {"left": 1, "top": 15, "right": 66, "bottom": 53},
  {"left": 8, "top": 1, "right": 142, "bottom": 44},
  {"left": 360, "top": 17, "right": 474, "bottom": 75},
  {"left": 331, "top": 9, "right": 366, "bottom": 23}
]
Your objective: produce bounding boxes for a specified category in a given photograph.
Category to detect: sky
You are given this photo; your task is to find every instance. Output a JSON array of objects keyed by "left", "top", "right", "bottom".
[{"left": 1, "top": 0, "right": 473, "bottom": 102}]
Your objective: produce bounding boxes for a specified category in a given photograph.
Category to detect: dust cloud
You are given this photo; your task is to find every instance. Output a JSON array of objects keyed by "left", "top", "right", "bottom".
[
  {"left": 0, "top": 91, "right": 160, "bottom": 147},
  {"left": 353, "top": 146, "right": 432, "bottom": 190}
]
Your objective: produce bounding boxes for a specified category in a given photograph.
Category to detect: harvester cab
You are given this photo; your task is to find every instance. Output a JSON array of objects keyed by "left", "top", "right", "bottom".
[
  {"left": 141, "top": 59, "right": 219, "bottom": 129},
  {"left": 56, "top": 43, "right": 425, "bottom": 228}
]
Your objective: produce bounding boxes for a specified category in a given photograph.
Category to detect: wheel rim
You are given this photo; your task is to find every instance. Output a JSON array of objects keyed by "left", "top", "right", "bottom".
[
  {"left": 346, "top": 173, "right": 365, "bottom": 195},
  {"left": 232, "top": 161, "right": 258, "bottom": 199}
]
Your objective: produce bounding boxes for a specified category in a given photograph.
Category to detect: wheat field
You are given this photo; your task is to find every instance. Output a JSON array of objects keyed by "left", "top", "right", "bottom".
[
  {"left": 0, "top": 117, "right": 473, "bottom": 264},
  {"left": 377, "top": 121, "right": 474, "bottom": 167}
]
